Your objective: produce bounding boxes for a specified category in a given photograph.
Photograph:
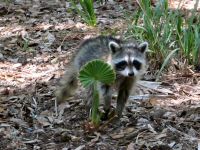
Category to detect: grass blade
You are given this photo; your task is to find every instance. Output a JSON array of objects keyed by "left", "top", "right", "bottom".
[{"left": 156, "top": 48, "right": 179, "bottom": 81}]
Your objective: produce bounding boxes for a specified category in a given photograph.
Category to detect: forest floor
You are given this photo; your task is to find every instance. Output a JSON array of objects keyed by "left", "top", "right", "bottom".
[{"left": 0, "top": 0, "right": 200, "bottom": 150}]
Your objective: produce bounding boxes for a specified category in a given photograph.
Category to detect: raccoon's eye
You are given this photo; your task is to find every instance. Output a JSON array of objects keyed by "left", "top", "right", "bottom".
[
  {"left": 115, "top": 61, "right": 127, "bottom": 70},
  {"left": 132, "top": 60, "right": 142, "bottom": 70}
]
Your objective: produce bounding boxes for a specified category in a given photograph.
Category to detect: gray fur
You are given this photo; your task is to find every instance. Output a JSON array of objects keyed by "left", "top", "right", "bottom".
[
  {"left": 56, "top": 35, "right": 148, "bottom": 118},
  {"left": 56, "top": 66, "right": 78, "bottom": 104}
]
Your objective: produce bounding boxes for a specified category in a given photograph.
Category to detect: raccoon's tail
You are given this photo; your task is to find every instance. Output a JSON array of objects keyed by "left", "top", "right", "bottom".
[{"left": 55, "top": 66, "right": 78, "bottom": 104}]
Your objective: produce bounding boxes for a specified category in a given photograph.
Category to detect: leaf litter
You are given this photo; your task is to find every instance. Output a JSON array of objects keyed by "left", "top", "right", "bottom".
[{"left": 0, "top": 0, "right": 200, "bottom": 149}]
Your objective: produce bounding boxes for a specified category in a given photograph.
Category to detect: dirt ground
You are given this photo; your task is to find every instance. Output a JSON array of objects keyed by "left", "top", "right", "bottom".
[{"left": 0, "top": 0, "right": 200, "bottom": 150}]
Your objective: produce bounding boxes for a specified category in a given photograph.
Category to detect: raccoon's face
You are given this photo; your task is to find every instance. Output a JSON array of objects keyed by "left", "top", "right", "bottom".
[{"left": 108, "top": 40, "right": 148, "bottom": 78}]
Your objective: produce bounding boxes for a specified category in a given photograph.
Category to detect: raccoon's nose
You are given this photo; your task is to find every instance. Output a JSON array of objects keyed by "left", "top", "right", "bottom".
[{"left": 128, "top": 72, "right": 134, "bottom": 77}]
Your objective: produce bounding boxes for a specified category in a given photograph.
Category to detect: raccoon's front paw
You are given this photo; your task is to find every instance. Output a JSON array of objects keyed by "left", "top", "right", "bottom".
[{"left": 100, "top": 107, "right": 116, "bottom": 121}]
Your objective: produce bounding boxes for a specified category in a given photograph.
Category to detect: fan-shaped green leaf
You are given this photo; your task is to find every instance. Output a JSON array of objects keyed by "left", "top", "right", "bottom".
[{"left": 79, "top": 59, "right": 116, "bottom": 88}]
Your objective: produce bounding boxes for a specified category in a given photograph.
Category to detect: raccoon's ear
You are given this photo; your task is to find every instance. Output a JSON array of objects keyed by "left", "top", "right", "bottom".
[
  {"left": 138, "top": 42, "right": 148, "bottom": 53},
  {"left": 109, "top": 41, "right": 120, "bottom": 53}
]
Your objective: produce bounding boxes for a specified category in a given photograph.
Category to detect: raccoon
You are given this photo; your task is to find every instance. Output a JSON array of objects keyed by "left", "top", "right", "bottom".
[{"left": 56, "top": 35, "right": 148, "bottom": 118}]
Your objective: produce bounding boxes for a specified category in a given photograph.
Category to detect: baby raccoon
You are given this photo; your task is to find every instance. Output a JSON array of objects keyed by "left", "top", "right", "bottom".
[{"left": 56, "top": 35, "right": 148, "bottom": 118}]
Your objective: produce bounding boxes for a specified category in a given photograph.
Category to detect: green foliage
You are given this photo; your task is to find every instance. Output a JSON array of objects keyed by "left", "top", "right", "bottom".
[
  {"left": 22, "top": 40, "right": 30, "bottom": 51},
  {"left": 71, "top": 0, "right": 97, "bottom": 26},
  {"left": 126, "top": 0, "right": 200, "bottom": 77},
  {"left": 177, "top": 17, "right": 200, "bottom": 66},
  {"left": 79, "top": 60, "right": 116, "bottom": 87},
  {"left": 79, "top": 60, "right": 116, "bottom": 125},
  {"left": 2, "top": 0, "right": 11, "bottom": 5},
  {"left": 156, "top": 48, "right": 179, "bottom": 81}
]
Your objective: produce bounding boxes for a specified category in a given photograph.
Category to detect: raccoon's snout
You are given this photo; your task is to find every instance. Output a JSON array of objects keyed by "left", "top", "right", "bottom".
[{"left": 128, "top": 72, "right": 134, "bottom": 77}]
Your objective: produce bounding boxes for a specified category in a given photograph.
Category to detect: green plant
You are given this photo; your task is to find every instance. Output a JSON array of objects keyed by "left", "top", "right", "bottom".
[
  {"left": 176, "top": 13, "right": 200, "bottom": 67},
  {"left": 135, "top": 0, "right": 178, "bottom": 58},
  {"left": 156, "top": 48, "right": 179, "bottom": 81},
  {"left": 71, "top": 0, "right": 97, "bottom": 26},
  {"left": 79, "top": 60, "right": 115, "bottom": 126},
  {"left": 126, "top": 0, "right": 200, "bottom": 79},
  {"left": 2, "top": 0, "right": 11, "bottom": 5},
  {"left": 22, "top": 39, "right": 30, "bottom": 51},
  {"left": 21, "top": 39, "right": 35, "bottom": 52}
]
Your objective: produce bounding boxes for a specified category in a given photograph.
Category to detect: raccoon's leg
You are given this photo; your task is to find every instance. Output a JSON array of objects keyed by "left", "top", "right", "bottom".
[
  {"left": 116, "top": 79, "right": 134, "bottom": 118},
  {"left": 85, "top": 85, "right": 93, "bottom": 115},
  {"left": 56, "top": 67, "right": 78, "bottom": 104},
  {"left": 85, "top": 84, "right": 112, "bottom": 119},
  {"left": 101, "top": 84, "right": 112, "bottom": 118},
  {"left": 116, "top": 89, "right": 129, "bottom": 118}
]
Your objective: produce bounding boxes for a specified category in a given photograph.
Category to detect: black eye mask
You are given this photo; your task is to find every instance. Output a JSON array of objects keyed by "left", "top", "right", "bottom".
[
  {"left": 132, "top": 60, "right": 142, "bottom": 70},
  {"left": 115, "top": 61, "right": 127, "bottom": 71}
]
